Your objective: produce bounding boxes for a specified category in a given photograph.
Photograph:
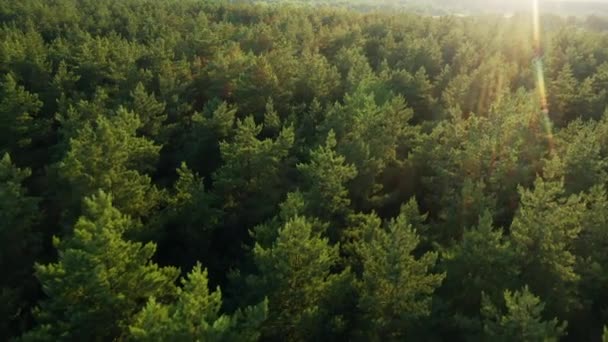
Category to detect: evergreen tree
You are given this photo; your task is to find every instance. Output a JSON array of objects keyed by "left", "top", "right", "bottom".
[
  {"left": 389, "top": 67, "right": 438, "bottom": 122},
  {"left": 557, "top": 120, "right": 607, "bottom": 194},
  {"left": 129, "top": 264, "right": 267, "bottom": 342},
  {"left": 0, "top": 73, "right": 47, "bottom": 165},
  {"left": 24, "top": 191, "right": 179, "bottom": 341},
  {"left": 214, "top": 116, "right": 294, "bottom": 224},
  {"left": 441, "top": 211, "right": 518, "bottom": 318},
  {"left": 358, "top": 208, "right": 445, "bottom": 340},
  {"left": 128, "top": 82, "right": 167, "bottom": 140},
  {"left": 320, "top": 90, "right": 413, "bottom": 209},
  {"left": 549, "top": 63, "right": 578, "bottom": 125},
  {"left": 57, "top": 107, "right": 161, "bottom": 218},
  {"left": 297, "top": 130, "right": 357, "bottom": 223},
  {"left": 481, "top": 286, "right": 567, "bottom": 342},
  {"left": 576, "top": 186, "right": 608, "bottom": 326},
  {"left": 246, "top": 216, "right": 352, "bottom": 341},
  {"left": 0, "top": 154, "right": 40, "bottom": 337},
  {"left": 510, "top": 177, "right": 585, "bottom": 316},
  {"left": 152, "top": 163, "right": 222, "bottom": 272},
  {"left": 2, "top": 1, "right": 608, "bottom": 340},
  {"left": 175, "top": 100, "right": 237, "bottom": 177}
]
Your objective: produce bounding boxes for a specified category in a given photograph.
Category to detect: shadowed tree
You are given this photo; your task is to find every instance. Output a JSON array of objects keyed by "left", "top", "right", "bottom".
[{"left": 24, "top": 191, "right": 179, "bottom": 341}]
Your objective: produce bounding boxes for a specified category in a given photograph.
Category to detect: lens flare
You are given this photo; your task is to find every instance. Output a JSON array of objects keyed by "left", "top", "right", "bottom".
[{"left": 532, "top": 0, "right": 554, "bottom": 154}]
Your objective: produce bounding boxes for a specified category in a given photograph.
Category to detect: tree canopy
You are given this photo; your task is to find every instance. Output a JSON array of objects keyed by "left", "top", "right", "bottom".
[{"left": 2, "top": 0, "right": 608, "bottom": 340}]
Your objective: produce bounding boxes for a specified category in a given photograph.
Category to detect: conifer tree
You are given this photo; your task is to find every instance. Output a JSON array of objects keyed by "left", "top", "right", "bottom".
[
  {"left": 0, "top": 73, "right": 47, "bottom": 165},
  {"left": 129, "top": 264, "right": 267, "bottom": 342},
  {"left": 297, "top": 130, "right": 357, "bottom": 222},
  {"left": 358, "top": 208, "right": 445, "bottom": 340},
  {"left": 549, "top": 63, "right": 578, "bottom": 125},
  {"left": 575, "top": 186, "right": 608, "bottom": 325},
  {"left": 214, "top": 116, "right": 294, "bottom": 224},
  {"left": 246, "top": 216, "right": 352, "bottom": 341},
  {"left": 557, "top": 120, "right": 607, "bottom": 194},
  {"left": 176, "top": 100, "right": 237, "bottom": 177},
  {"left": 128, "top": 82, "right": 167, "bottom": 140},
  {"left": 510, "top": 177, "right": 585, "bottom": 316},
  {"left": 152, "top": 163, "right": 222, "bottom": 271},
  {"left": 481, "top": 286, "right": 567, "bottom": 342},
  {"left": 24, "top": 191, "right": 179, "bottom": 341},
  {"left": 0, "top": 154, "right": 40, "bottom": 337},
  {"left": 442, "top": 211, "right": 517, "bottom": 309},
  {"left": 320, "top": 90, "right": 413, "bottom": 209},
  {"left": 57, "top": 107, "right": 161, "bottom": 218}
]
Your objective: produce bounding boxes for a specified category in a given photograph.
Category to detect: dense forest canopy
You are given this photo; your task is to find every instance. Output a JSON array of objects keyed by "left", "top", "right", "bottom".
[
  {"left": 242, "top": 0, "right": 608, "bottom": 16},
  {"left": 2, "top": 0, "right": 608, "bottom": 340}
]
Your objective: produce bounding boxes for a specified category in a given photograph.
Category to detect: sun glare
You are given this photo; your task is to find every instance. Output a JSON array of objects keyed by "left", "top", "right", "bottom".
[{"left": 532, "top": 0, "right": 555, "bottom": 153}]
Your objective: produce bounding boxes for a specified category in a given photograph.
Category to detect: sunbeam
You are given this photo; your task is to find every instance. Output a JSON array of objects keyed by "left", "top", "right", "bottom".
[{"left": 532, "top": 0, "right": 555, "bottom": 154}]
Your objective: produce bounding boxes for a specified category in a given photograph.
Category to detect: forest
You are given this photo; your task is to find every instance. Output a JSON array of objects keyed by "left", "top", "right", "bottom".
[
  {"left": 2, "top": 0, "right": 608, "bottom": 340},
  {"left": 245, "top": 0, "right": 608, "bottom": 17}
]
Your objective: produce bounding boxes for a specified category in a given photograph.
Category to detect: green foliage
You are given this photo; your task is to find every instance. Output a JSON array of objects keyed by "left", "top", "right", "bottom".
[
  {"left": 151, "top": 163, "right": 222, "bottom": 270},
  {"left": 575, "top": 186, "right": 608, "bottom": 324},
  {"left": 297, "top": 130, "right": 357, "bottom": 221},
  {"left": 129, "top": 264, "right": 267, "bottom": 342},
  {"left": 556, "top": 120, "right": 607, "bottom": 194},
  {"left": 57, "top": 107, "right": 161, "bottom": 218},
  {"left": 0, "top": 154, "right": 40, "bottom": 337},
  {"left": 441, "top": 212, "right": 518, "bottom": 319},
  {"left": 25, "top": 191, "right": 179, "bottom": 341},
  {"left": 214, "top": 116, "right": 294, "bottom": 223},
  {"left": 2, "top": 0, "right": 608, "bottom": 340},
  {"left": 357, "top": 208, "right": 445, "bottom": 339},
  {"left": 0, "top": 73, "right": 47, "bottom": 163},
  {"left": 247, "top": 216, "right": 351, "bottom": 340},
  {"left": 510, "top": 176, "right": 585, "bottom": 315},
  {"left": 128, "top": 82, "right": 167, "bottom": 140},
  {"left": 481, "top": 286, "right": 567, "bottom": 342},
  {"left": 320, "top": 89, "right": 414, "bottom": 209},
  {"left": 175, "top": 100, "right": 237, "bottom": 177},
  {"left": 414, "top": 91, "right": 548, "bottom": 244}
]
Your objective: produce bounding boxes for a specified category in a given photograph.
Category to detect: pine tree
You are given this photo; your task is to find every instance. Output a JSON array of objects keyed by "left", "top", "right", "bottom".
[
  {"left": 549, "top": 63, "right": 578, "bottom": 125},
  {"left": 358, "top": 208, "right": 445, "bottom": 340},
  {"left": 510, "top": 177, "right": 585, "bottom": 316},
  {"left": 57, "top": 107, "right": 161, "bottom": 218},
  {"left": 24, "top": 191, "right": 179, "bottom": 341},
  {"left": 176, "top": 100, "right": 237, "bottom": 177},
  {"left": 442, "top": 211, "right": 518, "bottom": 309},
  {"left": 481, "top": 286, "right": 567, "bottom": 342},
  {"left": 557, "top": 120, "right": 607, "bottom": 194},
  {"left": 341, "top": 211, "right": 383, "bottom": 276},
  {"left": 214, "top": 116, "right": 294, "bottom": 224},
  {"left": 575, "top": 186, "right": 608, "bottom": 326},
  {"left": 246, "top": 216, "right": 352, "bottom": 341},
  {"left": 342, "top": 199, "right": 429, "bottom": 276},
  {"left": 152, "top": 163, "right": 222, "bottom": 272},
  {"left": 0, "top": 154, "right": 40, "bottom": 337},
  {"left": 297, "top": 130, "right": 357, "bottom": 222},
  {"left": 293, "top": 50, "right": 340, "bottom": 103},
  {"left": 128, "top": 82, "right": 167, "bottom": 140},
  {"left": 129, "top": 264, "right": 267, "bottom": 342},
  {"left": 389, "top": 67, "right": 437, "bottom": 122},
  {"left": 0, "top": 73, "right": 47, "bottom": 164},
  {"left": 319, "top": 89, "right": 413, "bottom": 209}
]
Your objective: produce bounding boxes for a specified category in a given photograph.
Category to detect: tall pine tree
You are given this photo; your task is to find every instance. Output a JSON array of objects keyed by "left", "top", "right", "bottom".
[{"left": 24, "top": 191, "right": 179, "bottom": 341}]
